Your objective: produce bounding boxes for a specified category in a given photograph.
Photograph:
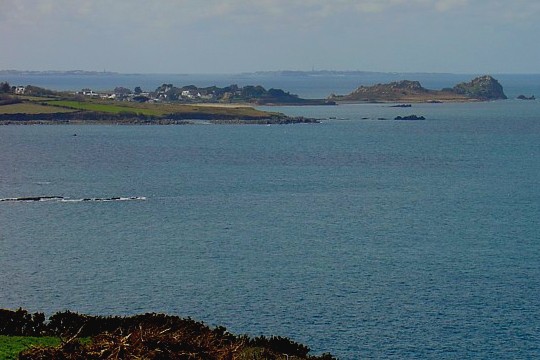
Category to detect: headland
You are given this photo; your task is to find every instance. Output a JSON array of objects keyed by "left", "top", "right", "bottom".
[{"left": 0, "top": 83, "right": 319, "bottom": 125}]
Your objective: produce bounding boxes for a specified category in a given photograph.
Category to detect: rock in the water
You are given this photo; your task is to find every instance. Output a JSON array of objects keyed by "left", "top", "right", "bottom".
[
  {"left": 395, "top": 115, "right": 426, "bottom": 120},
  {"left": 517, "top": 94, "right": 535, "bottom": 100}
]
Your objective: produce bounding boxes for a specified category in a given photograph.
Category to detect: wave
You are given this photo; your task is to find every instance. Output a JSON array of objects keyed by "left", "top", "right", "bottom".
[
  {"left": 61, "top": 196, "right": 147, "bottom": 203},
  {"left": 0, "top": 196, "right": 146, "bottom": 203},
  {"left": 0, "top": 196, "right": 64, "bottom": 202}
]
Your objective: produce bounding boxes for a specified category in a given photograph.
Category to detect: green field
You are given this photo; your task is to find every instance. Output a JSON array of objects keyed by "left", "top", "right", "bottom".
[
  {"left": 42, "top": 100, "right": 275, "bottom": 118},
  {"left": 1, "top": 92, "right": 288, "bottom": 123},
  {"left": 0, "top": 102, "right": 76, "bottom": 114},
  {"left": 43, "top": 100, "right": 163, "bottom": 116},
  {"left": 0, "top": 336, "right": 61, "bottom": 360}
]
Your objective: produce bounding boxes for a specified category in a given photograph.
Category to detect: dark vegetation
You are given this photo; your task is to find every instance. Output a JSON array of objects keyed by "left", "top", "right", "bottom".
[
  {"left": 0, "top": 81, "right": 11, "bottom": 93},
  {"left": 0, "top": 309, "right": 336, "bottom": 359},
  {"left": 153, "top": 83, "right": 334, "bottom": 105},
  {"left": 0, "top": 82, "right": 21, "bottom": 106},
  {"left": 0, "top": 94, "right": 22, "bottom": 106}
]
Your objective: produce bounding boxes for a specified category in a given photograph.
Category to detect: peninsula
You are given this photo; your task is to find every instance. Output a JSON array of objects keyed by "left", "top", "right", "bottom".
[
  {"left": 329, "top": 75, "right": 507, "bottom": 103},
  {"left": 0, "top": 83, "right": 318, "bottom": 125}
]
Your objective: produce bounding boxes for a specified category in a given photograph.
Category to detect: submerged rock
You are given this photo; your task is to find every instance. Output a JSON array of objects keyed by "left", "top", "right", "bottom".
[{"left": 395, "top": 115, "right": 426, "bottom": 120}]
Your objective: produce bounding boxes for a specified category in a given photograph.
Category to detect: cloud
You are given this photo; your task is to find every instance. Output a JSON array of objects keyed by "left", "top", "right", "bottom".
[
  {"left": 1, "top": 0, "right": 540, "bottom": 73},
  {"left": 2, "top": 0, "right": 540, "bottom": 29}
]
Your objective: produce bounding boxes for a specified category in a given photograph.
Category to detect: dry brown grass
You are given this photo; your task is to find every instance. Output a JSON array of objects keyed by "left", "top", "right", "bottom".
[{"left": 18, "top": 326, "right": 322, "bottom": 360}]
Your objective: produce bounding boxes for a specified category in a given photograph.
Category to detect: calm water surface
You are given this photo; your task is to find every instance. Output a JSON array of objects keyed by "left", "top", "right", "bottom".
[{"left": 1, "top": 91, "right": 540, "bottom": 358}]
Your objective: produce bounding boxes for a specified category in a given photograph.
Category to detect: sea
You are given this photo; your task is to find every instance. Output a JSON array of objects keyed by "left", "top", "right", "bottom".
[{"left": 1, "top": 72, "right": 539, "bottom": 359}]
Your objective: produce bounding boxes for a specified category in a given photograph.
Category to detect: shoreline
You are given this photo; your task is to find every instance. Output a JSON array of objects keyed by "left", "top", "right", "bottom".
[{"left": 0, "top": 116, "right": 320, "bottom": 126}]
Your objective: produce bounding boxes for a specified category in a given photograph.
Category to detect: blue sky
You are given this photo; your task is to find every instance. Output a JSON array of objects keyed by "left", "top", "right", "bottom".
[{"left": 1, "top": 0, "right": 539, "bottom": 73}]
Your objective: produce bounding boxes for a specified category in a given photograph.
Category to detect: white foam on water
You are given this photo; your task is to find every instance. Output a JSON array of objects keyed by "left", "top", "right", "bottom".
[{"left": 1, "top": 196, "right": 147, "bottom": 203}]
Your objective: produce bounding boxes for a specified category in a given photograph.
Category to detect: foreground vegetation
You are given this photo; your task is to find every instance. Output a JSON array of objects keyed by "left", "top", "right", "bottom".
[
  {"left": 0, "top": 309, "right": 336, "bottom": 359},
  {"left": 0, "top": 336, "right": 61, "bottom": 360}
]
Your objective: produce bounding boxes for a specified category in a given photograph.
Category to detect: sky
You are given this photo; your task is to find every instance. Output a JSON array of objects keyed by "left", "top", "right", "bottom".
[{"left": 1, "top": 0, "right": 540, "bottom": 74}]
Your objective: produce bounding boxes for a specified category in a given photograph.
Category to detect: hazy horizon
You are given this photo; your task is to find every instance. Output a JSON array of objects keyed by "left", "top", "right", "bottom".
[
  {"left": 2, "top": 1, "right": 540, "bottom": 74},
  {"left": 2, "top": 69, "right": 540, "bottom": 76}
]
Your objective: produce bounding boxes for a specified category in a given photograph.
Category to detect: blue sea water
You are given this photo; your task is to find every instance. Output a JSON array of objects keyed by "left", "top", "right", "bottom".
[{"left": 1, "top": 73, "right": 540, "bottom": 359}]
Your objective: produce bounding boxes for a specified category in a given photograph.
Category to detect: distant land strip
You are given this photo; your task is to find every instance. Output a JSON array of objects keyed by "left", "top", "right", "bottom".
[{"left": 0, "top": 75, "right": 507, "bottom": 125}]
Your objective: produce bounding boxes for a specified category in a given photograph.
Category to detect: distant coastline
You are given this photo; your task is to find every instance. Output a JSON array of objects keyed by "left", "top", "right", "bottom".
[
  {"left": 0, "top": 74, "right": 514, "bottom": 125},
  {"left": 3, "top": 70, "right": 538, "bottom": 101},
  {"left": 0, "top": 69, "right": 119, "bottom": 76},
  {"left": 5, "top": 69, "right": 539, "bottom": 76}
]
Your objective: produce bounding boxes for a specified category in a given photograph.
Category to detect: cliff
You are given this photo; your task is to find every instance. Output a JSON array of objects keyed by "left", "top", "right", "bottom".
[{"left": 449, "top": 75, "right": 507, "bottom": 100}]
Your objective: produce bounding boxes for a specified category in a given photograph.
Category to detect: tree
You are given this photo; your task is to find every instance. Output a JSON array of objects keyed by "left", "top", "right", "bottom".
[
  {"left": 114, "top": 87, "right": 132, "bottom": 95},
  {"left": 134, "top": 86, "right": 142, "bottom": 94},
  {"left": 0, "top": 82, "right": 11, "bottom": 93}
]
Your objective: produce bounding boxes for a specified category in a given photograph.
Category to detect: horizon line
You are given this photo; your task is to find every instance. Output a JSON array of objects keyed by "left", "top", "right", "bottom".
[{"left": 2, "top": 69, "right": 540, "bottom": 76}]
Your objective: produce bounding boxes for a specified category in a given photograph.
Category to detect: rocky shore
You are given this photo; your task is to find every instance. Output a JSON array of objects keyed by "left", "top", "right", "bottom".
[{"left": 0, "top": 108, "right": 319, "bottom": 125}]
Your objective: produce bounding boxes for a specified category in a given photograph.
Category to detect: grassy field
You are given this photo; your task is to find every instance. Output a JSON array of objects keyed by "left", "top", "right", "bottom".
[
  {"left": 16, "top": 95, "right": 59, "bottom": 102},
  {"left": 0, "top": 336, "right": 61, "bottom": 360},
  {"left": 43, "top": 100, "right": 163, "bottom": 116},
  {"left": 43, "top": 99, "right": 279, "bottom": 118},
  {"left": 0, "top": 102, "right": 76, "bottom": 114},
  {"left": 1, "top": 93, "right": 288, "bottom": 123}
]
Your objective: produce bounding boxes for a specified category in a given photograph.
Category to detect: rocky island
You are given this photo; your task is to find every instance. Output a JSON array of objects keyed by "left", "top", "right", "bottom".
[{"left": 329, "top": 75, "right": 507, "bottom": 103}]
